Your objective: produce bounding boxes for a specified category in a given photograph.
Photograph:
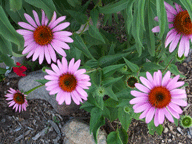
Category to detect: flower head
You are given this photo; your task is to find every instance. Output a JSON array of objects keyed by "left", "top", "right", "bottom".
[
  {"left": 17, "top": 10, "right": 73, "bottom": 64},
  {"left": 126, "top": 75, "right": 138, "bottom": 88},
  {"left": 5, "top": 88, "right": 28, "bottom": 112},
  {"left": 152, "top": 2, "right": 191, "bottom": 57},
  {"left": 180, "top": 115, "right": 192, "bottom": 128},
  {"left": 130, "top": 70, "right": 187, "bottom": 127},
  {"left": 13, "top": 62, "right": 27, "bottom": 77},
  {"left": 44, "top": 57, "right": 91, "bottom": 105}
]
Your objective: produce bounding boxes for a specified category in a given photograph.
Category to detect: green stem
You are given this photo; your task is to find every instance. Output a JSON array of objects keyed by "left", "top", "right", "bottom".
[
  {"left": 162, "top": 58, "right": 174, "bottom": 74},
  {"left": 85, "top": 67, "right": 102, "bottom": 74},
  {"left": 24, "top": 84, "right": 45, "bottom": 95}
]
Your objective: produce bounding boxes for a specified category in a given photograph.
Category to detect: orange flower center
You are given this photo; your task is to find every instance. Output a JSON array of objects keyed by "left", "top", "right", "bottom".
[
  {"left": 59, "top": 73, "right": 77, "bottom": 92},
  {"left": 13, "top": 93, "right": 25, "bottom": 104},
  {"left": 173, "top": 10, "right": 192, "bottom": 35},
  {"left": 148, "top": 86, "right": 171, "bottom": 108},
  {"left": 33, "top": 26, "right": 53, "bottom": 45}
]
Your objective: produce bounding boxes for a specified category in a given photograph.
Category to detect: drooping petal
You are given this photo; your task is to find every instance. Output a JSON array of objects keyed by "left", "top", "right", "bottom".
[
  {"left": 152, "top": 26, "right": 160, "bottom": 33},
  {"left": 145, "top": 107, "right": 156, "bottom": 123},
  {"left": 178, "top": 36, "right": 185, "bottom": 57}
]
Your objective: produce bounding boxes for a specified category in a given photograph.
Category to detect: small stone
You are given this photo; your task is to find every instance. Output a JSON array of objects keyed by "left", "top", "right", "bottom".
[
  {"left": 162, "top": 140, "right": 164, "bottom": 142},
  {"left": 169, "top": 126, "right": 173, "bottom": 131},
  {"left": 168, "top": 139, "right": 172, "bottom": 143},
  {"left": 177, "top": 133, "right": 181, "bottom": 137},
  {"left": 6, "top": 82, "right": 10, "bottom": 85},
  {"left": 1, "top": 119, "right": 5, "bottom": 123},
  {"left": 168, "top": 133, "right": 171, "bottom": 136},
  {"left": 177, "top": 127, "right": 184, "bottom": 135},
  {"left": 164, "top": 127, "right": 169, "bottom": 133}
]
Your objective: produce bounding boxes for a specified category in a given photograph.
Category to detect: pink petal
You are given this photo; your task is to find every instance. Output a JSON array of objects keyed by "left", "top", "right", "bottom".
[
  {"left": 48, "top": 44, "right": 56, "bottom": 62},
  {"left": 164, "top": 107, "right": 174, "bottom": 123},
  {"left": 52, "top": 39, "right": 70, "bottom": 50},
  {"left": 62, "top": 57, "right": 68, "bottom": 73},
  {"left": 154, "top": 109, "right": 159, "bottom": 127},
  {"left": 57, "top": 91, "right": 65, "bottom": 105},
  {"left": 54, "top": 35, "right": 74, "bottom": 43},
  {"left": 178, "top": 36, "right": 185, "bottom": 57},
  {"left": 145, "top": 107, "right": 156, "bottom": 123},
  {"left": 134, "top": 103, "right": 151, "bottom": 113},
  {"left": 154, "top": 16, "right": 158, "bottom": 22},
  {"left": 18, "top": 22, "right": 35, "bottom": 30},
  {"left": 51, "top": 41, "right": 67, "bottom": 56},
  {"left": 44, "top": 75, "right": 59, "bottom": 81},
  {"left": 139, "top": 106, "right": 151, "bottom": 119},
  {"left": 172, "top": 93, "right": 187, "bottom": 99},
  {"left": 130, "top": 90, "right": 148, "bottom": 97},
  {"left": 64, "top": 92, "right": 71, "bottom": 105},
  {"left": 44, "top": 45, "right": 51, "bottom": 64},
  {"left": 168, "top": 102, "right": 183, "bottom": 114},
  {"left": 167, "top": 105, "right": 180, "bottom": 119},
  {"left": 49, "top": 16, "right": 66, "bottom": 29},
  {"left": 24, "top": 13, "right": 37, "bottom": 27},
  {"left": 45, "top": 80, "right": 58, "bottom": 86},
  {"left": 164, "top": 2, "right": 177, "bottom": 15},
  {"left": 68, "top": 58, "right": 75, "bottom": 73},
  {"left": 171, "top": 99, "right": 187, "bottom": 107},
  {"left": 135, "top": 83, "right": 150, "bottom": 93},
  {"left": 169, "top": 33, "right": 180, "bottom": 53},
  {"left": 49, "top": 11, "right": 57, "bottom": 27},
  {"left": 74, "top": 69, "right": 86, "bottom": 76},
  {"left": 32, "top": 47, "right": 41, "bottom": 61},
  {"left": 168, "top": 82, "right": 184, "bottom": 90},
  {"left": 152, "top": 26, "right": 160, "bottom": 33},
  {"left": 129, "top": 97, "right": 148, "bottom": 104},
  {"left": 184, "top": 36, "right": 190, "bottom": 56},
  {"left": 146, "top": 72, "right": 154, "bottom": 85},
  {"left": 71, "top": 59, "right": 81, "bottom": 73},
  {"left": 166, "top": 75, "right": 180, "bottom": 90},
  {"left": 39, "top": 46, "right": 45, "bottom": 64},
  {"left": 165, "top": 31, "right": 177, "bottom": 47},
  {"left": 162, "top": 71, "right": 171, "bottom": 87},
  {"left": 22, "top": 42, "right": 35, "bottom": 54},
  {"left": 52, "top": 22, "right": 70, "bottom": 32},
  {"left": 158, "top": 108, "right": 165, "bottom": 124},
  {"left": 175, "top": 3, "right": 182, "bottom": 13},
  {"left": 170, "top": 89, "right": 186, "bottom": 95},
  {"left": 17, "top": 29, "right": 33, "bottom": 35},
  {"left": 32, "top": 10, "right": 40, "bottom": 26},
  {"left": 41, "top": 10, "right": 45, "bottom": 25},
  {"left": 76, "top": 86, "right": 88, "bottom": 97},
  {"left": 53, "top": 31, "right": 73, "bottom": 37},
  {"left": 51, "top": 63, "right": 61, "bottom": 75},
  {"left": 140, "top": 77, "right": 153, "bottom": 89},
  {"left": 49, "top": 87, "right": 61, "bottom": 95}
]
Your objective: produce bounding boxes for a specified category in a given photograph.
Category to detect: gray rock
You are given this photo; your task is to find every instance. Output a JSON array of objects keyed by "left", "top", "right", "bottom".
[
  {"left": 12, "top": 56, "right": 26, "bottom": 64},
  {"left": 0, "top": 63, "right": 6, "bottom": 69},
  {"left": 61, "top": 119, "right": 107, "bottom": 144},
  {"left": 18, "top": 70, "right": 80, "bottom": 116}
]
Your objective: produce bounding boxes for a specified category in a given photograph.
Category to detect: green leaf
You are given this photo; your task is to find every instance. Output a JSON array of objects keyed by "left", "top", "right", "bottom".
[
  {"left": 80, "top": 101, "right": 95, "bottom": 112},
  {"left": 0, "top": 35, "right": 12, "bottom": 55},
  {"left": 0, "top": 67, "right": 7, "bottom": 74},
  {"left": 67, "top": 0, "right": 81, "bottom": 7},
  {"left": 25, "top": 0, "right": 57, "bottom": 19},
  {"left": 10, "top": 0, "right": 22, "bottom": 11},
  {"left": 107, "top": 131, "right": 122, "bottom": 144},
  {"left": 173, "top": 117, "right": 178, "bottom": 126},
  {"left": 88, "top": 25, "right": 105, "bottom": 43},
  {"left": 115, "top": 88, "right": 133, "bottom": 99},
  {"left": 99, "top": 0, "right": 130, "bottom": 14},
  {"left": 179, "top": 0, "right": 192, "bottom": 21},
  {"left": 85, "top": 59, "right": 98, "bottom": 68},
  {"left": 125, "top": 1, "right": 134, "bottom": 34},
  {"left": 105, "top": 86, "right": 118, "bottom": 101},
  {"left": 118, "top": 107, "right": 132, "bottom": 131},
  {"left": 95, "top": 95, "right": 104, "bottom": 110},
  {"left": 72, "top": 34, "right": 95, "bottom": 60},
  {"left": 0, "top": 6, "right": 24, "bottom": 51},
  {"left": 98, "top": 52, "right": 130, "bottom": 68},
  {"left": 168, "top": 64, "right": 186, "bottom": 78},
  {"left": 66, "top": 10, "right": 87, "bottom": 24},
  {"left": 123, "top": 57, "right": 139, "bottom": 72},
  {"left": 147, "top": 119, "right": 163, "bottom": 135},
  {"left": 0, "top": 53, "right": 15, "bottom": 67},
  {"left": 104, "top": 98, "right": 119, "bottom": 108},
  {"left": 90, "top": 8, "right": 99, "bottom": 26},
  {"left": 138, "top": 0, "right": 145, "bottom": 31},
  {"left": 142, "top": 62, "right": 164, "bottom": 71},
  {"left": 35, "top": 79, "right": 49, "bottom": 85},
  {"left": 92, "top": 116, "right": 105, "bottom": 143},
  {"left": 90, "top": 107, "right": 102, "bottom": 132},
  {"left": 102, "top": 64, "right": 124, "bottom": 78},
  {"left": 156, "top": 0, "right": 167, "bottom": 38},
  {"left": 118, "top": 127, "right": 129, "bottom": 144},
  {"left": 108, "top": 107, "right": 118, "bottom": 121},
  {"left": 90, "top": 69, "right": 102, "bottom": 86},
  {"left": 102, "top": 76, "right": 123, "bottom": 87},
  {"left": 145, "top": 1, "right": 155, "bottom": 56}
]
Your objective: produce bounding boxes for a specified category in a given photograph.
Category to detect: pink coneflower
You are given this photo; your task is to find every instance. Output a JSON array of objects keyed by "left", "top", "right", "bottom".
[
  {"left": 5, "top": 88, "right": 28, "bottom": 112},
  {"left": 44, "top": 57, "right": 91, "bottom": 105},
  {"left": 130, "top": 70, "right": 187, "bottom": 126},
  {"left": 17, "top": 10, "right": 73, "bottom": 64},
  {"left": 152, "top": 2, "right": 192, "bottom": 57}
]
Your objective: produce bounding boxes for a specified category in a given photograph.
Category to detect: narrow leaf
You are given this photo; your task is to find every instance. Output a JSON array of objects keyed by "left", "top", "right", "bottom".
[{"left": 123, "top": 57, "right": 139, "bottom": 72}]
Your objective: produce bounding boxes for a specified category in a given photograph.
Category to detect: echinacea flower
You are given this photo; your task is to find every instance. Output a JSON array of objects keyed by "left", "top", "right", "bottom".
[
  {"left": 5, "top": 88, "right": 28, "bottom": 112},
  {"left": 130, "top": 70, "right": 187, "bottom": 127},
  {"left": 17, "top": 10, "right": 73, "bottom": 64},
  {"left": 13, "top": 62, "right": 27, "bottom": 77},
  {"left": 152, "top": 2, "right": 192, "bottom": 57},
  {"left": 44, "top": 57, "right": 91, "bottom": 105}
]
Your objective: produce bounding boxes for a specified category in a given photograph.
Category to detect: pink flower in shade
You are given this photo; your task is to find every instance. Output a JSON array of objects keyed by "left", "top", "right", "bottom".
[
  {"left": 5, "top": 88, "right": 28, "bottom": 112},
  {"left": 152, "top": 2, "right": 192, "bottom": 57},
  {"left": 129, "top": 70, "right": 187, "bottom": 127},
  {"left": 44, "top": 57, "right": 91, "bottom": 105},
  {"left": 17, "top": 10, "right": 73, "bottom": 64}
]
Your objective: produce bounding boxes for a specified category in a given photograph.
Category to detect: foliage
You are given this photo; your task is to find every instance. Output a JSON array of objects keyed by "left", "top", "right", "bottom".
[{"left": 1, "top": 0, "right": 190, "bottom": 143}]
